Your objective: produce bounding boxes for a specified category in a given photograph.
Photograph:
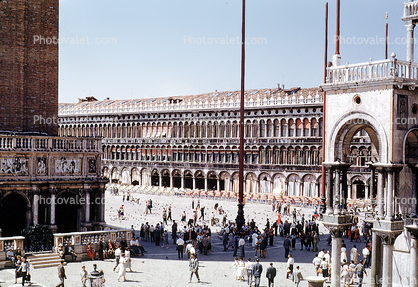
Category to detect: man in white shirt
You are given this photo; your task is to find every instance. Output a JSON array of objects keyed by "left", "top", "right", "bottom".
[
  {"left": 318, "top": 249, "right": 325, "bottom": 260},
  {"left": 245, "top": 258, "right": 254, "bottom": 285},
  {"left": 362, "top": 246, "right": 370, "bottom": 268},
  {"left": 113, "top": 246, "right": 122, "bottom": 271},
  {"left": 6, "top": 249, "right": 14, "bottom": 260},
  {"left": 185, "top": 241, "right": 195, "bottom": 259},
  {"left": 286, "top": 254, "right": 294, "bottom": 279},
  {"left": 324, "top": 250, "right": 331, "bottom": 265},
  {"left": 130, "top": 237, "right": 140, "bottom": 256},
  {"left": 176, "top": 236, "right": 185, "bottom": 259},
  {"left": 238, "top": 236, "right": 246, "bottom": 257},
  {"left": 312, "top": 254, "right": 322, "bottom": 273}
]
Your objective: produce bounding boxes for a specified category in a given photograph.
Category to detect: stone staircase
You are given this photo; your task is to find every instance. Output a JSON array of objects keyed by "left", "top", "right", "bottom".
[{"left": 27, "top": 252, "right": 62, "bottom": 269}]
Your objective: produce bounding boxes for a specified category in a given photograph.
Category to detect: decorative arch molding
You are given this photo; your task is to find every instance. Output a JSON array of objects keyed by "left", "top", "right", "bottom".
[
  {"left": 327, "top": 111, "right": 388, "bottom": 164},
  {"left": 0, "top": 191, "right": 31, "bottom": 209}
]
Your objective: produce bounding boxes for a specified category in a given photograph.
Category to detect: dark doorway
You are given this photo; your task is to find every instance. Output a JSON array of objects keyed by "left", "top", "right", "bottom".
[
  {"left": 0, "top": 193, "right": 27, "bottom": 236},
  {"left": 220, "top": 180, "right": 225, "bottom": 191},
  {"left": 184, "top": 173, "right": 193, "bottom": 189},
  {"left": 162, "top": 172, "right": 170, "bottom": 188},
  {"left": 55, "top": 193, "right": 79, "bottom": 233},
  {"left": 151, "top": 171, "right": 160, "bottom": 186},
  {"left": 195, "top": 172, "right": 205, "bottom": 190},
  {"left": 208, "top": 174, "right": 217, "bottom": 191},
  {"left": 353, "top": 180, "right": 365, "bottom": 199}
]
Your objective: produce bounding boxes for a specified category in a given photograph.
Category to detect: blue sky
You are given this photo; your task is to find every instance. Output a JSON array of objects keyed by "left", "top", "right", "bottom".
[{"left": 59, "top": 0, "right": 409, "bottom": 103}]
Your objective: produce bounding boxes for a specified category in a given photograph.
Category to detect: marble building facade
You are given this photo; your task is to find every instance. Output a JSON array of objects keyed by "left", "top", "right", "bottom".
[{"left": 58, "top": 87, "right": 372, "bottom": 201}]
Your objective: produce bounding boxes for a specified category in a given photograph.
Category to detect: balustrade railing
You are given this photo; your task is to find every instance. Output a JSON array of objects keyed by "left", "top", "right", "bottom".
[
  {"left": 0, "top": 236, "right": 25, "bottom": 252},
  {"left": 404, "top": 1, "right": 418, "bottom": 18},
  {"left": 0, "top": 135, "right": 101, "bottom": 152},
  {"left": 326, "top": 58, "right": 418, "bottom": 85},
  {"left": 53, "top": 229, "right": 132, "bottom": 253},
  {"left": 59, "top": 92, "right": 323, "bottom": 116}
]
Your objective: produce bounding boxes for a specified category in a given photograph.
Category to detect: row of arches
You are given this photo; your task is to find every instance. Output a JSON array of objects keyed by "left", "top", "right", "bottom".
[
  {"left": 102, "top": 145, "right": 323, "bottom": 166},
  {"left": 59, "top": 117, "right": 323, "bottom": 139}
]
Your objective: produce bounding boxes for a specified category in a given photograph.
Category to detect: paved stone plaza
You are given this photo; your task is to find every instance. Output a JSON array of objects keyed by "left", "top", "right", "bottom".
[{"left": 0, "top": 192, "right": 372, "bottom": 286}]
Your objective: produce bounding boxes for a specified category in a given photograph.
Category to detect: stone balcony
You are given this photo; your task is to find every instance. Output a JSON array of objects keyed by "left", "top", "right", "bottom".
[
  {"left": 323, "top": 56, "right": 418, "bottom": 90},
  {"left": 403, "top": 1, "right": 418, "bottom": 20},
  {"left": 0, "top": 134, "right": 102, "bottom": 181}
]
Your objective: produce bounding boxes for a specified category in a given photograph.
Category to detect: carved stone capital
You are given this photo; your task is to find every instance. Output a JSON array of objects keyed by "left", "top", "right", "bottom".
[{"left": 373, "top": 229, "right": 403, "bottom": 245}]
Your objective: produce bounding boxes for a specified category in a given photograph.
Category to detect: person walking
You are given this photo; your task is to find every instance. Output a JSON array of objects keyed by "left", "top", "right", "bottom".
[
  {"left": 113, "top": 246, "right": 121, "bottom": 272},
  {"left": 117, "top": 253, "right": 127, "bottom": 282},
  {"left": 80, "top": 265, "right": 88, "bottom": 287},
  {"left": 239, "top": 236, "right": 246, "bottom": 257},
  {"left": 245, "top": 258, "right": 254, "bottom": 286},
  {"left": 17, "top": 256, "right": 30, "bottom": 286},
  {"left": 292, "top": 266, "right": 303, "bottom": 287},
  {"left": 266, "top": 262, "right": 277, "bottom": 287},
  {"left": 286, "top": 254, "right": 294, "bottom": 279},
  {"left": 362, "top": 246, "right": 370, "bottom": 268},
  {"left": 253, "top": 258, "right": 263, "bottom": 287},
  {"left": 189, "top": 254, "right": 200, "bottom": 283},
  {"left": 355, "top": 259, "right": 367, "bottom": 287},
  {"left": 56, "top": 260, "right": 67, "bottom": 287}
]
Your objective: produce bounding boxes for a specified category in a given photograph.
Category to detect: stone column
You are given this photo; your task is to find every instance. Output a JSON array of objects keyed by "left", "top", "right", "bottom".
[
  {"left": 326, "top": 166, "right": 334, "bottom": 215},
  {"left": 377, "top": 167, "right": 385, "bottom": 219},
  {"left": 347, "top": 184, "right": 351, "bottom": 200},
  {"left": 406, "top": 226, "right": 418, "bottom": 287},
  {"left": 204, "top": 177, "right": 208, "bottom": 193},
  {"left": 32, "top": 185, "right": 39, "bottom": 226},
  {"left": 382, "top": 242, "right": 393, "bottom": 287},
  {"left": 50, "top": 186, "right": 56, "bottom": 225},
  {"left": 334, "top": 168, "right": 341, "bottom": 215},
  {"left": 385, "top": 168, "right": 394, "bottom": 220},
  {"left": 159, "top": 174, "right": 162, "bottom": 187},
  {"left": 341, "top": 164, "right": 350, "bottom": 213},
  {"left": 369, "top": 165, "right": 376, "bottom": 209},
  {"left": 323, "top": 225, "right": 346, "bottom": 287},
  {"left": 365, "top": 185, "right": 369, "bottom": 200},
  {"left": 374, "top": 229, "right": 403, "bottom": 287},
  {"left": 170, "top": 175, "right": 173, "bottom": 189},
  {"left": 406, "top": 21, "right": 415, "bottom": 62},
  {"left": 181, "top": 176, "right": 184, "bottom": 189},
  {"left": 192, "top": 176, "right": 196, "bottom": 191},
  {"left": 217, "top": 179, "right": 220, "bottom": 192},
  {"left": 85, "top": 189, "right": 91, "bottom": 223},
  {"left": 370, "top": 232, "right": 382, "bottom": 287},
  {"left": 411, "top": 165, "right": 418, "bottom": 217}
]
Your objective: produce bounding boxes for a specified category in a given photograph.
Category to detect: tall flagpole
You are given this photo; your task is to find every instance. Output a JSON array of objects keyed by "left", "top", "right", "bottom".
[
  {"left": 236, "top": 0, "right": 246, "bottom": 231},
  {"left": 320, "top": 2, "right": 328, "bottom": 214},
  {"left": 385, "top": 13, "right": 388, "bottom": 60}
]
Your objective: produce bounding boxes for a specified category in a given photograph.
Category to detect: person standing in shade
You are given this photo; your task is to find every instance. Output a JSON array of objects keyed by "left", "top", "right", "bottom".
[
  {"left": 362, "top": 245, "right": 370, "bottom": 268},
  {"left": 176, "top": 236, "right": 184, "bottom": 259},
  {"left": 355, "top": 259, "right": 367, "bottom": 287},
  {"left": 253, "top": 258, "right": 263, "bottom": 287},
  {"left": 292, "top": 266, "right": 303, "bottom": 287},
  {"left": 266, "top": 262, "right": 277, "bottom": 287},
  {"left": 238, "top": 236, "right": 246, "bottom": 257},
  {"left": 189, "top": 254, "right": 200, "bottom": 283},
  {"left": 56, "top": 260, "right": 67, "bottom": 287},
  {"left": 283, "top": 236, "right": 291, "bottom": 259}
]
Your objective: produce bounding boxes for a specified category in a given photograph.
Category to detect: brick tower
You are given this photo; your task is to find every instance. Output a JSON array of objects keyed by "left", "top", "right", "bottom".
[{"left": 0, "top": 0, "right": 58, "bottom": 136}]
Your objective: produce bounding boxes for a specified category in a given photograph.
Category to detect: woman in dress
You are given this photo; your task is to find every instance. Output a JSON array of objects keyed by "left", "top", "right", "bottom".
[
  {"left": 161, "top": 230, "right": 169, "bottom": 249},
  {"left": 124, "top": 247, "right": 133, "bottom": 272},
  {"left": 87, "top": 242, "right": 95, "bottom": 260},
  {"left": 341, "top": 261, "right": 351, "bottom": 287},
  {"left": 341, "top": 244, "right": 347, "bottom": 264},
  {"left": 350, "top": 245, "right": 359, "bottom": 264},
  {"left": 232, "top": 257, "right": 239, "bottom": 280},
  {"left": 117, "top": 253, "right": 127, "bottom": 281},
  {"left": 14, "top": 255, "right": 22, "bottom": 284},
  {"left": 237, "top": 257, "right": 246, "bottom": 280}
]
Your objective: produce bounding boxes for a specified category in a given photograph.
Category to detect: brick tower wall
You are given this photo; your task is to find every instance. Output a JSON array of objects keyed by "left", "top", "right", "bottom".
[{"left": 0, "top": 0, "right": 58, "bottom": 136}]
